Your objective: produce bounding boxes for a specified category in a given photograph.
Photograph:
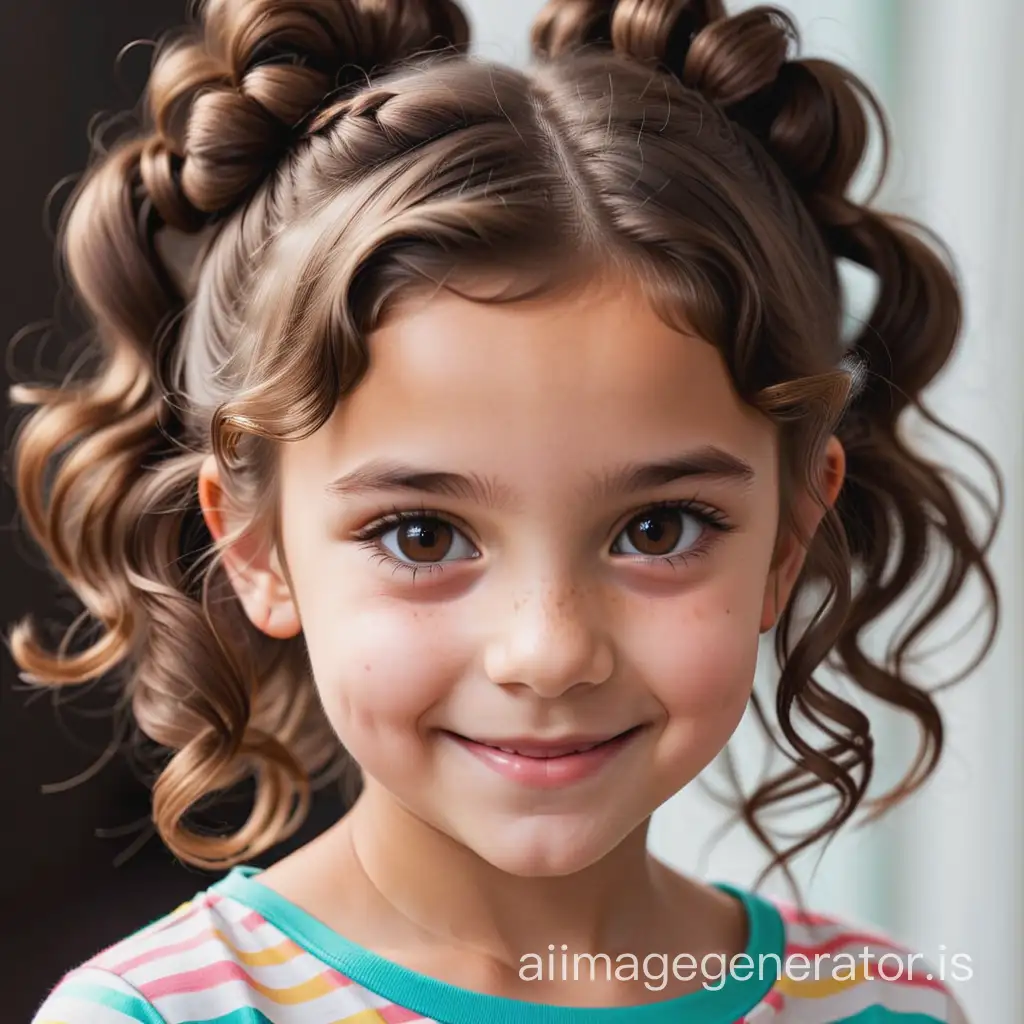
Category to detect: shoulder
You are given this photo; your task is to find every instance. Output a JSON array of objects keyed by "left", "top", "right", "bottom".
[
  {"left": 763, "top": 897, "right": 972, "bottom": 1023},
  {"left": 30, "top": 886, "right": 293, "bottom": 1023},
  {"left": 30, "top": 965, "right": 166, "bottom": 1024}
]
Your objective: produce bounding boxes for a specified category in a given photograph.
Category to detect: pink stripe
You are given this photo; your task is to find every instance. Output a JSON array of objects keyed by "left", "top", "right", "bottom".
[
  {"left": 108, "top": 926, "right": 217, "bottom": 975},
  {"left": 784, "top": 931, "right": 911, "bottom": 957},
  {"left": 88, "top": 899, "right": 210, "bottom": 969},
  {"left": 736, "top": 990, "right": 785, "bottom": 1021},
  {"left": 773, "top": 902, "right": 841, "bottom": 927},
  {"left": 745, "top": 983, "right": 782, "bottom": 1015},
  {"left": 239, "top": 909, "right": 266, "bottom": 932},
  {"left": 140, "top": 960, "right": 348, "bottom": 1000},
  {"left": 140, "top": 959, "right": 252, "bottom": 998},
  {"left": 377, "top": 1004, "right": 432, "bottom": 1022},
  {"left": 325, "top": 968, "right": 355, "bottom": 988}
]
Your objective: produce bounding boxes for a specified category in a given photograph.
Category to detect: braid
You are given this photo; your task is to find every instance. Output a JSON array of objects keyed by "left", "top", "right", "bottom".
[{"left": 143, "top": 0, "right": 467, "bottom": 220}]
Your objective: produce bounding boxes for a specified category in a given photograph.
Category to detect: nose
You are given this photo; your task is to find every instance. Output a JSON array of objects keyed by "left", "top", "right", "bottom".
[{"left": 482, "top": 579, "right": 615, "bottom": 698}]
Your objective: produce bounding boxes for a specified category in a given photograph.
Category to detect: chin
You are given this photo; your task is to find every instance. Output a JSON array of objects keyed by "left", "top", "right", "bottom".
[{"left": 462, "top": 816, "right": 628, "bottom": 878}]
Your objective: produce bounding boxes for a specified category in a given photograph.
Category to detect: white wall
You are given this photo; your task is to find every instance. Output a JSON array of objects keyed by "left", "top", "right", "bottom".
[
  {"left": 459, "top": 1, "right": 1023, "bottom": 1017},
  {"left": 883, "top": 4, "right": 1024, "bottom": 1020}
]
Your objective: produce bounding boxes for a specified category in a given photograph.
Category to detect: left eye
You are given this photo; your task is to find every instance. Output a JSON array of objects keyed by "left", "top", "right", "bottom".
[{"left": 611, "top": 508, "right": 705, "bottom": 558}]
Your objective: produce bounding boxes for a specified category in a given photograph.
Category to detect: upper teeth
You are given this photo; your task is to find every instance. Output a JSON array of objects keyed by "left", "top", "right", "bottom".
[{"left": 495, "top": 741, "right": 604, "bottom": 756}]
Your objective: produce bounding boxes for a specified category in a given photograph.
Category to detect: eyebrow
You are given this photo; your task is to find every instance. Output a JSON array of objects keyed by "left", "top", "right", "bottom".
[{"left": 324, "top": 446, "right": 754, "bottom": 510}]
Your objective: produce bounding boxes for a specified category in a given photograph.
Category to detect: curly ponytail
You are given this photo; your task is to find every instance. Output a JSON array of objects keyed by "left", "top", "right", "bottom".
[
  {"left": 529, "top": 0, "right": 1000, "bottom": 886},
  {"left": 7, "top": 0, "right": 470, "bottom": 869}
]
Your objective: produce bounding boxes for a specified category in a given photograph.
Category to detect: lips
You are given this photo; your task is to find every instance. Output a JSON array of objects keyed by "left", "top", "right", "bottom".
[
  {"left": 451, "top": 727, "right": 640, "bottom": 760},
  {"left": 448, "top": 726, "right": 645, "bottom": 789}
]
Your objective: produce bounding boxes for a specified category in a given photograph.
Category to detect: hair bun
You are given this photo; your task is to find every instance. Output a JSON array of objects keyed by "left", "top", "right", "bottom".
[
  {"left": 681, "top": 6, "right": 791, "bottom": 105},
  {"left": 359, "top": 0, "right": 470, "bottom": 64},
  {"left": 531, "top": 3, "right": 876, "bottom": 206},
  {"left": 143, "top": 0, "right": 469, "bottom": 223},
  {"left": 531, "top": 0, "right": 724, "bottom": 69}
]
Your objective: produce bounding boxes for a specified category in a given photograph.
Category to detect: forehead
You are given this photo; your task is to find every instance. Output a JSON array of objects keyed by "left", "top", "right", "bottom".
[{"left": 296, "top": 278, "right": 776, "bottom": 489}]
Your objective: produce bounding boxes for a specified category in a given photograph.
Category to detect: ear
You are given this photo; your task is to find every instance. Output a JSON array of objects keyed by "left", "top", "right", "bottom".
[
  {"left": 197, "top": 455, "right": 302, "bottom": 639},
  {"left": 760, "top": 436, "right": 846, "bottom": 633}
]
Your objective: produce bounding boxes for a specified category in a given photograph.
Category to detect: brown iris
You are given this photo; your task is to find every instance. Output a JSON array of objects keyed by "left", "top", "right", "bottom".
[
  {"left": 395, "top": 518, "right": 455, "bottom": 562},
  {"left": 624, "top": 509, "right": 683, "bottom": 556}
]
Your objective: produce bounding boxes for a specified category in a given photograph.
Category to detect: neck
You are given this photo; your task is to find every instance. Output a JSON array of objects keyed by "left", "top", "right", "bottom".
[{"left": 329, "top": 778, "right": 698, "bottom": 970}]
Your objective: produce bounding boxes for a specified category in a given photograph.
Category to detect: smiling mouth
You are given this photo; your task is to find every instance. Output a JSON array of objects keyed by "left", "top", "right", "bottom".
[{"left": 447, "top": 726, "right": 644, "bottom": 760}]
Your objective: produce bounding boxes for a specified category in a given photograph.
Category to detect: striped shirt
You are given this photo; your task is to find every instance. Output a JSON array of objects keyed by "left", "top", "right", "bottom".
[{"left": 32, "top": 865, "right": 968, "bottom": 1023}]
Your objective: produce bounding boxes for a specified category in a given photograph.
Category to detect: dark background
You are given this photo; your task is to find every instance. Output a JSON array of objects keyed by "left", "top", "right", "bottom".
[{"left": 0, "top": 4, "right": 343, "bottom": 1017}]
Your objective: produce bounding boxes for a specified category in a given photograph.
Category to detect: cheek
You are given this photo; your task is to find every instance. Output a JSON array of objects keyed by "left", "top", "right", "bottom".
[
  {"left": 625, "top": 582, "right": 762, "bottom": 789},
  {"left": 624, "top": 577, "right": 763, "bottom": 718},
  {"left": 298, "top": 600, "right": 464, "bottom": 733}
]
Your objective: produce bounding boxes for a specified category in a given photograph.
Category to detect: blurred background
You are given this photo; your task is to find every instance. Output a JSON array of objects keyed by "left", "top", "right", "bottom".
[{"left": 2, "top": 0, "right": 1021, "bottom": 1020}]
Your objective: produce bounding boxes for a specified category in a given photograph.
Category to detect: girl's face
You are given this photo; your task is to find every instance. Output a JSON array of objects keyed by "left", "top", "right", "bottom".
[{"left": 207, "top": 275, "right": 835, "bottom": 877}]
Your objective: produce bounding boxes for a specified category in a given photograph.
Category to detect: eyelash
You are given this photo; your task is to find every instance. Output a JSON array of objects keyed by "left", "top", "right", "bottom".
[{"left": 351, "top": 500, "right": 735, "bottom": 581}]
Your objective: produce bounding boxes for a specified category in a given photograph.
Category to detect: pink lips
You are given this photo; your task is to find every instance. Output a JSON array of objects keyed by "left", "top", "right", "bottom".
[{"left": 448, "top": 727, "right": 643, "bottom": 789}]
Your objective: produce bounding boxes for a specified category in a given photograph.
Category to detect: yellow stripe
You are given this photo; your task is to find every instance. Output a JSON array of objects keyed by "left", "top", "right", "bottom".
[
  {"left": 209, "top": 928, "right": 304, "bottom": 967},
  {"left": 774, "top": 962, "right": 875, "bottom": 998},
  {"left": 247, "top": 970, "right": 343, "bottom": 1005}
]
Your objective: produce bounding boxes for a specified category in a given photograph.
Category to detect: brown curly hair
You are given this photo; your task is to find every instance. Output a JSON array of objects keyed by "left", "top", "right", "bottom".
[{"left": 6, "top": 0, "right": 1000, "bottom": 887}]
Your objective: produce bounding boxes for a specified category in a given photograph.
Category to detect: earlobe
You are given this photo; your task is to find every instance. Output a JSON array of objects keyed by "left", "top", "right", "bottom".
[
  {"left": 245, "top": 566, "right": 303, "bottom": 639},
  {"left": 821, "top": 435, "right": 846, "bottom": 510},
  {"left": 196, "top": 456, "right": 302, "bottom": 640}
]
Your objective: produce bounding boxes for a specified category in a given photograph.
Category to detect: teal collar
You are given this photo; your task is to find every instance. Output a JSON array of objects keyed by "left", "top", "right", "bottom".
[{"left": 212, "top": 865, "right": 783, "bottom": 1023}]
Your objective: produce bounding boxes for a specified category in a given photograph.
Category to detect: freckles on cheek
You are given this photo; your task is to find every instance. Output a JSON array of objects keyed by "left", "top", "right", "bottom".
[
  {"left": 634, "top": 596, "right": 761, "bottom": 717},
  {"left": 303, "top": 605, "right": 464, "bottom": 723}
]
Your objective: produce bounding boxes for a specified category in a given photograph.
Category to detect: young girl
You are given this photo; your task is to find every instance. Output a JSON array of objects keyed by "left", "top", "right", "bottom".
[{"left": 13, "top": 0, "right": 1000, "bottom": 1021}]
